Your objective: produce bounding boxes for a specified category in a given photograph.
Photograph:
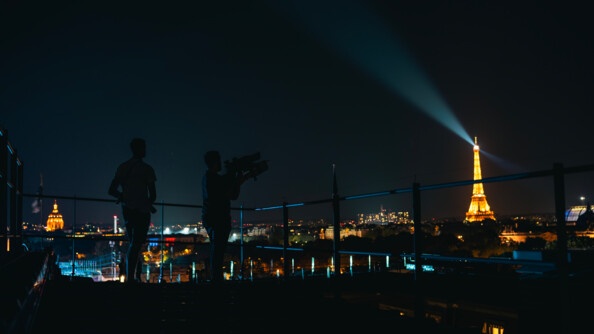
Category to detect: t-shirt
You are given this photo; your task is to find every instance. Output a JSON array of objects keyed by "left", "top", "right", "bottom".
[
  {"left": 113, "top": 158, "right": 157, "bottom": 214},
  {"left": 201, "top": 170, "right": 238, "bottom": 228}
]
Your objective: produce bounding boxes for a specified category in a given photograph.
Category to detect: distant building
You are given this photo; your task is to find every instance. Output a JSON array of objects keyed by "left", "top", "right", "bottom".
[
  {"left": 465, "top": 137, "right": 496, "bottom": 222},
  {"left": 46, "top": 200, "right": 65, "bottom": 231},
  {"left": 322, "top": 225, "right": 363, "bottom": 240},
  {"left": 567, "top": 202, "right": 594, "bottom": 230},
  {"left": 357, "top": 205, "right": 410, "bottom": 225}
]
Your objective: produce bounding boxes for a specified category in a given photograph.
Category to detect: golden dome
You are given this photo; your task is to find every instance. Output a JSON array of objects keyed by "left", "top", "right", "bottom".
[{"left": 46, "top": 199, "right": 64, "bottom": 231}]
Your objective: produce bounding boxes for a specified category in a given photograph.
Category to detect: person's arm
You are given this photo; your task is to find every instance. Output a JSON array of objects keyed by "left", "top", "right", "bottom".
[
  {"left": 108, "top": 174, "right": 122, "bottom": 201},
  {"left": 228, "top": 173, "right": 242, "bottom": 200},
  {"left": 148, "top": 181, "right": 156, "bottom": 204},
  {"left": 147, "top": 165, "right": 157, "bottom": 212}
]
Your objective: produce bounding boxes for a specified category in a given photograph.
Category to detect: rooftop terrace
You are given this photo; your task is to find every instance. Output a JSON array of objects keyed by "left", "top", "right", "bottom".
[{"left": 3, "top": 130, "right": 594, "bottom": 334}]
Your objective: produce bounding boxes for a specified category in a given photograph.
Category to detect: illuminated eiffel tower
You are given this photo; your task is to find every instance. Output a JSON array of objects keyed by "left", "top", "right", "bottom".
[{"left": 465, "top": 137, "right": 496, "bottom": 222}]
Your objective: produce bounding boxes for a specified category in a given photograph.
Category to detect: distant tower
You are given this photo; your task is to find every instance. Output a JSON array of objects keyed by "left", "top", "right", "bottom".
[
  {"left": 46, "top": 199, "right": 65, "bottom": 231},
  {"left": 465, "top": 137, "right": 496, "bottom": 222}
]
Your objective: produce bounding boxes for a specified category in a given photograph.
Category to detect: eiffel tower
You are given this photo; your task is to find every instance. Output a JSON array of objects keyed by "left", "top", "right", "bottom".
[{"left": 465, "top": 137, "right": 496, "bottom": 222}]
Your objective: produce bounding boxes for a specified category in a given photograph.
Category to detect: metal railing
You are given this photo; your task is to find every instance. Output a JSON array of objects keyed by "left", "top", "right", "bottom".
[{"left": 3, "top": 125, "right": 594, "bottom": 280}]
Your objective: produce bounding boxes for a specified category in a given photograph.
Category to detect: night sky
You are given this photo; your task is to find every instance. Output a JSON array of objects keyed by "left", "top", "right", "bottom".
[{"left": 2, "top": 1, "right": 594, "bottom": 227}]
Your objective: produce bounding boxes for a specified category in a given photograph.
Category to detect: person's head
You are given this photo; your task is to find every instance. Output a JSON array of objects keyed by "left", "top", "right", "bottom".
[
  {"left": 204, "top": 150, "right": 221, "bottom": 171},
  {"left": 130, "top": 138, "right": 146, "bottom": 158}
]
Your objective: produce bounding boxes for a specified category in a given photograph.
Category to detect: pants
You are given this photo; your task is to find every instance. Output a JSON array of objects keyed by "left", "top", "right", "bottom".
[
  {"left": 123, "top": 206, "right": 150, "bottom": 281},
  {"left": 205, "top": 224, "right": 231, "bottom": 282}
]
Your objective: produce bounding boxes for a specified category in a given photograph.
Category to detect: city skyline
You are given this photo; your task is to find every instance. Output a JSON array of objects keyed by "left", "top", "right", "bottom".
[
  {"left": 23, "top": 188, "right": 571, "bottom": 232},
  {"left": 15, "top": 132, "right": 591, "bottom": 229},
  {"left": 2, "top": 1, "right": 593, "bottom": 226}
]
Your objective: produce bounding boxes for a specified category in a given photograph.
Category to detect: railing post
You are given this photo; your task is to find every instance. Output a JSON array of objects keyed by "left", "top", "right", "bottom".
[
  {"left": 0, "top": 128, "right": 25, "bottom": 254},
  {"left": 70, "top": 196, "right": 77, "bottom": 278},
  {"left": 8, "top": 145, "right": 22, "bottom": 252},
  {"left": 327, "top": 164, "right": 344, "bottom": 302},
  {"left": 553, "top": 163, "right": 570, "bottom": 334},
  {"left": 412, "top": 182, "right": 425, "bottom": 323},
  {"left": 16, "top": 157, "right": 24, "bottom": 251},
  {"left": 0, "top": 129, "right": 8, "bottom": 254},
  {"left": 240, "top": 203, "right": 244, "bottom": 281},
  {"left": 282, "top": 202, "right": 289, "bottom": 280},
  {"left": 332, "top": 164, "right": 341, "bottom": 277},
  {"left": 159, "top": 200, "right": 164, "bottom": 283}
]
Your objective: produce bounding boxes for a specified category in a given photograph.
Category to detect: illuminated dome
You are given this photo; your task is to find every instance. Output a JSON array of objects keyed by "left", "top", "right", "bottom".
[
  {"left": 572, "top": 202, "right": 594, "bottom": 230},
  {"left": 46, "top": 200, "right": 65, "bottom": 231}
]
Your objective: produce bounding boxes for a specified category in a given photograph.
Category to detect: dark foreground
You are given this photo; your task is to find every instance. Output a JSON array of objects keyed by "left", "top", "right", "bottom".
[
  {"left": 31, "top": 275, "right": 475, "bottom": 334},
  {"left": 4, "top": 250, "right": 593, "bottom": 334},
  {"left": 32, "top": 272, "right": 594, "bottom": 334}
]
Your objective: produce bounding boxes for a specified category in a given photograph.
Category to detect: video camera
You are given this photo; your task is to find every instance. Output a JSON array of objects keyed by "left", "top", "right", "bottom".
[{"left": 224, "top": 152, "right": 269, "bottom": 181}]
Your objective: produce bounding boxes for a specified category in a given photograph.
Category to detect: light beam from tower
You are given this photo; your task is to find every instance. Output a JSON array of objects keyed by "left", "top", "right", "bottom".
[{"left": 270, "top": 0, "right": 474, "bottom": 146}]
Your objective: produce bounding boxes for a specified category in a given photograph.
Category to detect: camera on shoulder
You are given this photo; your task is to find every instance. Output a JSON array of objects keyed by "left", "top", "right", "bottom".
[{"left": 224, "top": 152, "right": 269, "bottom": 181}]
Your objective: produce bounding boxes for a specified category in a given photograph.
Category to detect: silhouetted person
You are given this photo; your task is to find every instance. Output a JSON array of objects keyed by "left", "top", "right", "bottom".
[
  {"left": 202, "top": 150, "right": 245, "bottom": 283},
  {"left": 109, "top": 138, "right": 157, "bottom": 283}
]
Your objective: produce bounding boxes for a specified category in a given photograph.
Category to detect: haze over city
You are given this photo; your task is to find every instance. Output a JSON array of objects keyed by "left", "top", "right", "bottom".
[{"left": 2, "top": 1, "right": 593, "bottom": 227}]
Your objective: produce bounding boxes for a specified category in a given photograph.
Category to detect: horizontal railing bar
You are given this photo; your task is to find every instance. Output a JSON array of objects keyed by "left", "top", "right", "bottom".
[
  {"left": 19, "top": 163, "right": 594, "bottom": 215},
  {"left": 401, "top": 253, "right": 557, "bottom": 267}
]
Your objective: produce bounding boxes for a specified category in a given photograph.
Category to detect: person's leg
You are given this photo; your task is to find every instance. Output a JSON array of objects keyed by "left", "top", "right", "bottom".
[
  {"left": 207, "top": 227, "right": 220, "bottom": 282},
  {"left": 135, "top": 257, "right": 143, "bottom": 281},
  {"left": 126, "top": 223, "right": 139, "bottom": 282},
  {"left": 213, "top": 238, "right": 223, "bottom": 282},
  {"left": 125, "top": 211, "right": 150, "bottom": 283},
  {"left": 131, "top": 214, "right": 150, "bottom": 282},
  {"left": 211, "top": 229, "right": 223, "bottom": 282},
  {"left": 122, "top": 207, "right": 135, "bottom": 282},
  {"left": 212, "top": 226, "right": 231, "bottom": 282}
]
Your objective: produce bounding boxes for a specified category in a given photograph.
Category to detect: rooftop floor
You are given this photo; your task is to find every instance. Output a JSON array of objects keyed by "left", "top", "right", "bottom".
[
  {"left": 5, "top": 250, "right": 594, "bottom": 334},
  {"left": 31, "top": 275, "right": 474, "bottom": 334}
]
